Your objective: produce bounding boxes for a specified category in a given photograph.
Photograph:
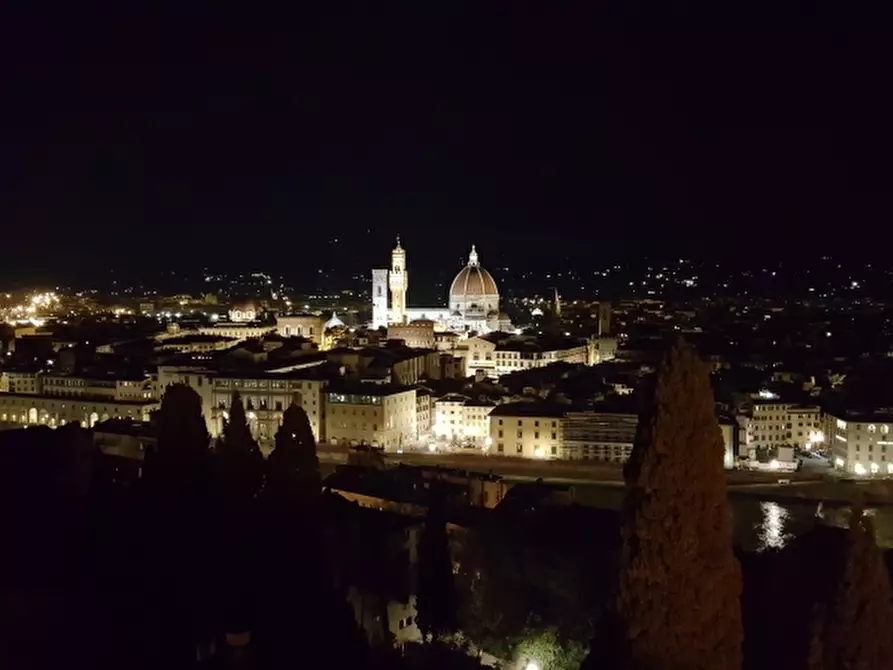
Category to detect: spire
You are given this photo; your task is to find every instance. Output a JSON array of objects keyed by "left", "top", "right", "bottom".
[
  {"left": 468, "top": 244, "right": 479, "bottom": 267},
  {"left": 554, "top": 287, "right": 561, "bottom": 318},
  {"left": 395, "top": 235, "right": 402, "bottom": 251}
]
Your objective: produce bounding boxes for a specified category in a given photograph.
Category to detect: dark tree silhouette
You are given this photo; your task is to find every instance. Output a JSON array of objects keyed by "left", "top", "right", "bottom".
[
  {"left": 143, "top": 382, "right": 211, "bottom": 493},
  {"left": 615, "top": 340, "right": 742, "bottom": 670},
  {"left": 266, "top": 398, "right": 320, "bottom": 504},
  {"left": 216, "top": 390, "right": 264, "bottom": 499},
  {"left": 810, "top": 507, "right": 893, "bottom": 670},
  {"left": 255, "top": 397, "right": 368, "bottom": 667},
  {"left": 140, "top": 383, "right": 216, "bottom": 665},
  {"left": 214, "top": 391, "right": 265, "bottom": 645},
  {"left": 416, "top": 496, "right": 458, "bottom": 641}
]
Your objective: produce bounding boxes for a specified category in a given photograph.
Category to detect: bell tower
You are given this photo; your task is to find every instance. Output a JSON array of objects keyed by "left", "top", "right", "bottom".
[{"left": 388, "top": 236, "right": 408, "bottom": 324}]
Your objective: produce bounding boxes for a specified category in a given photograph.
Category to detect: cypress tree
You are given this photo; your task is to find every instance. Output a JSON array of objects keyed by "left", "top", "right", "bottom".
[
  {"left": 216, "top": 390, "right": 264, "bottom": 499},
  {"left": 140, "top": 383, "right": 215, "bottom": 665},
  {"left": 143, "top": 382, "right": 211, "bottom": 493},
  {"left": 214, "top": 391, "right": 264, "bottom": 647},
  {"left": 255, "top": 397, "right": 368, "bottom": 667},
  {"left": 616, "top": 340, "right": 741, "bottom": 670},
  {"left": 416, "top": 495, "right": 458, "bottom": 641},
  {"left": 266, "top": 398, "right": 320, "bottom": 504},
  {"left": 811, "top": 507, "right": 893, "bottom": 670}
]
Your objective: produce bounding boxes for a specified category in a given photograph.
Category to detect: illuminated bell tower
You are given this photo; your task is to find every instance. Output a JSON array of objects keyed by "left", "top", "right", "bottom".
[{"left": 388, "top": 236, "right": 408, "bottom": 324}]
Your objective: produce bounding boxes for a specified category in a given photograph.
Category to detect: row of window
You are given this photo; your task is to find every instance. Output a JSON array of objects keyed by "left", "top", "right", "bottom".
[
  {"left": 496, "top": 430, "right": 558, "bottom": 440},
  {"left": 494, "top": 443, "right": 559, "bottom": 456},
  {"left": 495, "top": 418, "right": 558, "bottom": 428}
]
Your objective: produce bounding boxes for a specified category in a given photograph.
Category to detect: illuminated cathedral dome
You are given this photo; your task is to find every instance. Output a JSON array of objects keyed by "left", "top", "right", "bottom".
[
  {"left": 447, "top": 246, "right": 499, "bottom": 332},
  {"left": 449, "top": 246, "right": 498, "bottom": 304}
]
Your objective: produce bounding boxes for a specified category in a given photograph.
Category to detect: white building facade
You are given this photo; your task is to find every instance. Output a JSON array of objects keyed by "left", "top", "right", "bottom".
[
  {"left": 827, "top": 410, "right": 893, "bottom": 476},
  {"left": 371, "top": 239, "right": 511, "bottom": 334}
]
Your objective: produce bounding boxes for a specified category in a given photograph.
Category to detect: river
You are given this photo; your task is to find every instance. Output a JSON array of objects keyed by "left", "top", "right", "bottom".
[{"left": 571, "top": 484, "right": 893, "bottom": 552}]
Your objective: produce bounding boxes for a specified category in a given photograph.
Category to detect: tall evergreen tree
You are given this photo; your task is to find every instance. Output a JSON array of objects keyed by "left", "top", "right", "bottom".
[
  {"left": 810, "top": 507, "right": 893, "bottom": 670},
  {"left": 255, "top": 397, "right": 368, "bottom": 667},
  {"left": 140, "top": 383, "right": 216, "bottom": 665},
  {"left": 266, "top": 398, "right": 320, "bottom": 503},
  {"left": 143, "top": 382, "right": 211, "bottom": 493},
  {"left": 214, "top": 391, "right": 264, "bottom": 645},
  {"left": 616, "top": 340, "right": 741, "bottom": 670},
  {"left": 216, "top": 390, "right": 264, "bottom": 499},
  {"left": 416, "top": 494, "right": 458, "bottom": 641}
]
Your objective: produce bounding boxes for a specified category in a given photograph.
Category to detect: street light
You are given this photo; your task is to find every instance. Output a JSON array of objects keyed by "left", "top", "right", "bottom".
[{"left": 525, "top": 662, "right": 540, "bottom": 670}]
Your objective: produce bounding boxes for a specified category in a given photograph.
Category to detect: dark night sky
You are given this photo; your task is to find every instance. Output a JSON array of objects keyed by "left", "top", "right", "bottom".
[{"left": 1, "top": 5, "right": 889, "bottom": 285}]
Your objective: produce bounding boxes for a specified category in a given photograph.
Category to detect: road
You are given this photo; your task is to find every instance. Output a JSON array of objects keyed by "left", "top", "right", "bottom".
[{"left": 316, "top": 443, "right": 826, "bottom": 487}]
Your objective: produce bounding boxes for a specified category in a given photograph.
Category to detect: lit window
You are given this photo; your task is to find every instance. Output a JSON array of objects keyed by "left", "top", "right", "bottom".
[{"left": 869, "top": 424, "right": 877, "bottom": 433}]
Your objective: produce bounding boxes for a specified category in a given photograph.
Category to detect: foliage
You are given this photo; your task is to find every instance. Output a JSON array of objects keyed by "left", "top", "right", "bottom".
[
  {"left": 143, "top": 382, "right": 210, "bottom": 492},
  {"left": 255, "top": 396, "right": 368, "bottom": 667},
  {"left": 216, "top": 390, "right": 264, "bottom": 499},
  {"left": 810, "top": 507, "right": 893, "bottom": 670},
  {"left": 456, "top": 508, "right": 607, "bottom": 664},
  {"left": 416, "top": 498, "right": 458, "bottom": 641},
  {"left": 266, "top": 398, "right": 320, "bottom": 503},
  {"left": 616, "top": 340, "right": 742, "bottom": 670},
  {"left": 512, "top": 625, "right": 588, "bottom": 670}
]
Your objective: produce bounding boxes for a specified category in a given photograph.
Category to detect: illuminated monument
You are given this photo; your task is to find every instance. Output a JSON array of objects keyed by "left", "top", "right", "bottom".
[{"left": 370, "top": 238, "right": 510, "bottom": 333}]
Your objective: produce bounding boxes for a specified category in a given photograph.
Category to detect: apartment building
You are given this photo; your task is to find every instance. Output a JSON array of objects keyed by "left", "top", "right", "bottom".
[
  {"left": 416, "top": 389, "right": 433, "bottom": 441},
  {"left": 325, "top": 385, "right": 416, "bottom": 450},
  {"left": 826, "top": 408, "right": 893, "bottom": 476},
  {"left": 747, "top": 398, "right": 823, "bottom": 451},
  {"left": 487, "top": 402, "right": 563, "bottom": 459},
  {"left": 493, "top": 340, "right": 588, "bottom": 377},
  {"left": 431, "top": 394, "right": 495, "bottom": 446}
]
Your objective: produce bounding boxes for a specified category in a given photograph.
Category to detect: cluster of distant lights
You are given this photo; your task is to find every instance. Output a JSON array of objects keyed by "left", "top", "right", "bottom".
[{"left": 0, "top": 292, "right": 60, "bottom": 326}]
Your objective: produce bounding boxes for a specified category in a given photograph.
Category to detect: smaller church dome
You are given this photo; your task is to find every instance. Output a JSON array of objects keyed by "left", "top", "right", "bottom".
[{"left": 325, "top": 312, "right": 345, "bottom": 329}]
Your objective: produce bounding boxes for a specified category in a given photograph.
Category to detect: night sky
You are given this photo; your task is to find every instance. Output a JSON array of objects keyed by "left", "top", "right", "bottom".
[{"left": 1, "top": 5, "right": 889, "bottom": 286}]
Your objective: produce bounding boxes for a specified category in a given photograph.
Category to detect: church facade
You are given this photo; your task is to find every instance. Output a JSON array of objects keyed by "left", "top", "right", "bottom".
[{"left": 372, "top": 238, "right": 511, "bottom": 334}]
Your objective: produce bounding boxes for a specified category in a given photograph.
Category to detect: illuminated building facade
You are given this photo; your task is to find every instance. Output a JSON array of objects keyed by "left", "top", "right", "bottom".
[
  {"left": 488, "top": 402, "right": 563, "bottom": 460},
  {"left": 371, "top": 239, "right": 511, "bottom": 334},
  {"left": 827, "top": 409, "right": 893, "bottom": 476},
  {"left": 746, "top": 399, "right": 823, "bottom": 452},
  {"left": 325, "top": 386, "right": 416, "bottom": 450}
]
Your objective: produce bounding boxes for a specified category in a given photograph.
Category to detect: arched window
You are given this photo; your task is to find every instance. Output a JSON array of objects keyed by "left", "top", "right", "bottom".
[{"left": 869, "top": 424, "right": 877, "bottom": 433}]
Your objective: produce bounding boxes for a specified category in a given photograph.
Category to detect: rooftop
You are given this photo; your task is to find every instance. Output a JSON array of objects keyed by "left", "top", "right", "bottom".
[
  {"left": 326, "top": 380, "right": 415, "bottom": 397},
  {"left": 489, "top": 401, "right": 567, "bottom": 418}
]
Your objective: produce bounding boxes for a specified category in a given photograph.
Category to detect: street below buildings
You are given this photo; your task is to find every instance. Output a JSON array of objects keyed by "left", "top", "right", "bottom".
[{"left": 316, "top": 443, "right": 829, "bottom": 487}]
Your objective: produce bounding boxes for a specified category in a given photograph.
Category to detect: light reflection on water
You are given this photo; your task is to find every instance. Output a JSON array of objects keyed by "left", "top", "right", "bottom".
[
  {"left": 571, "top": 485, "right": 893, "bottom": 551},
  {"left": 754, "top": 502, "right": 792, "bottom": 551}
]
